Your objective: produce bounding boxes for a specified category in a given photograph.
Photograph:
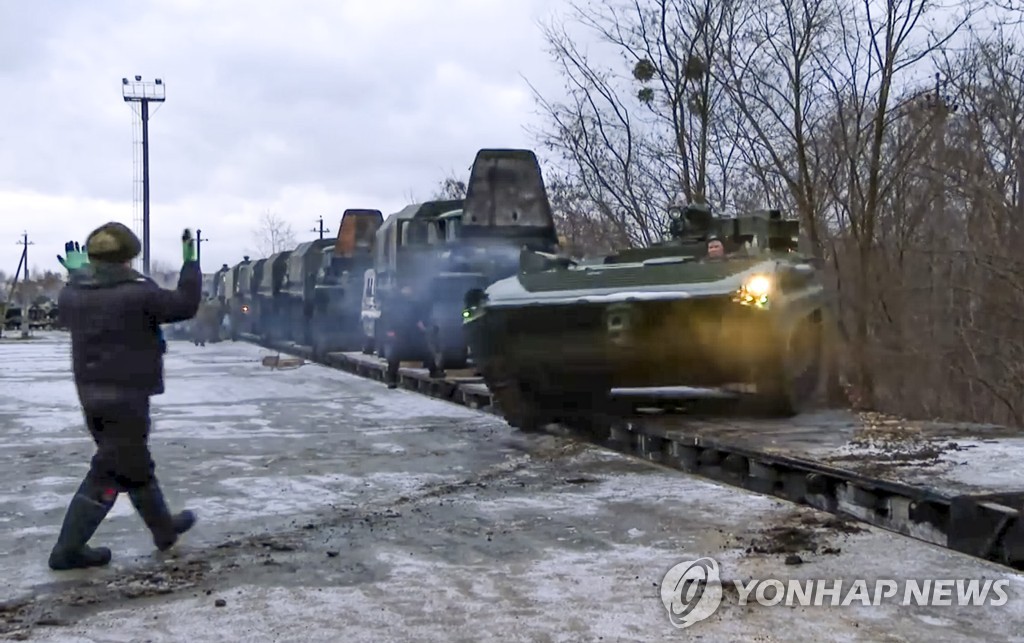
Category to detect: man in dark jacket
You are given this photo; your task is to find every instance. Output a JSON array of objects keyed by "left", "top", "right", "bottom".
[
  {"left": 48, "top": 223, "right": 202, "bottom": 570},
  {"left": 383, "top": 285, "right": 443, "bottom": 388}
]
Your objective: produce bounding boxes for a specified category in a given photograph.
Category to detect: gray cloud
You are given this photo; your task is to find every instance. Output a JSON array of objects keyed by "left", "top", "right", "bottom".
[{"left": 0, "top": 0, "right": 569, "bottom": 275}]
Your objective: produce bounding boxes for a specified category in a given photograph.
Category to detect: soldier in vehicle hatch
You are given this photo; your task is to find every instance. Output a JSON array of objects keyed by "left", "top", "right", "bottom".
[
  {"left": 383, "top": 285, "right": 443, "bottom": 388},
  {"left": 706, "top": 236, "right": 725, "bottom": 259}
]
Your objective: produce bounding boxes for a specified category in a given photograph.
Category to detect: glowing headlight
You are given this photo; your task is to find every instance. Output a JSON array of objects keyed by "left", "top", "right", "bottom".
[
  {"left": 241, "top": 304, "right": 250, "bottom": 313},
  {"left": 734, "top": 274, "right": 772, "bottom": 307},
  {"left": 744, "top": 275, "right": 771, "bottom": 298}
]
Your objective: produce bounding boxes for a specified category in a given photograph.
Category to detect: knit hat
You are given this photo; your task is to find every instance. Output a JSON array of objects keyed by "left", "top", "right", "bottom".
[{"left": 85, "top": 222, "right": 142, "bottom": 263}]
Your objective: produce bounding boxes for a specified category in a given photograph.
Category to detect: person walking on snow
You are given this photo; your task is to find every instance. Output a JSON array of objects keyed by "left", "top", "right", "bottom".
[{"left": 48, "top": 223, "right": 202, "bottom": 570}]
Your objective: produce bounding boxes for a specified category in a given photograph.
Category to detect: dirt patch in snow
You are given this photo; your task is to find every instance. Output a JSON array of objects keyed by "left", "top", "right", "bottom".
[{"left": 736, "top": 511, "right": 868, "bottom": 558}]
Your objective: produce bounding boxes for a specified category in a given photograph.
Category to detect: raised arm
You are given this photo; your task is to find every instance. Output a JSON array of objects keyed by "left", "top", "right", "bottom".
[
  {"left": 146, "top": 261, "right": 202, "bottom": 324},
  {"left": 144, "top": 229, "right": 202, "bottom": 324}
]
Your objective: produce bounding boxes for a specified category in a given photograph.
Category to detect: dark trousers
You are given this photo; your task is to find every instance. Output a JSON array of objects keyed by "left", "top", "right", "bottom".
[
  {"left": 80, "top": 389, "right": 156, "bottom": 493},
  {"left": 385, "top": 326, "right": 442, "bottom": 384},
  {"left": 50, "top": 386, "right": 186, "bottom": 566}
]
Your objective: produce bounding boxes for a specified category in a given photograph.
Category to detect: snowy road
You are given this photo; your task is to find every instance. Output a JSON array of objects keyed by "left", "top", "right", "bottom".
[{"left": 1, "top": 333, "right": 1023, "bottom": 642}]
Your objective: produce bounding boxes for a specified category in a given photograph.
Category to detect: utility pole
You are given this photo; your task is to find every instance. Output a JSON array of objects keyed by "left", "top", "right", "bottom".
[
  {"left": 196, "top": 229, "right": 209, "bottom": 264},
  {"left": 16, "top": 232, "right": 33, "bottom": 338},
  {"left": 312, "top": 216, "right": 330, "bottom": 240},
  {"left": 122, "top": 75, "right": 166, "bottom": 276}
]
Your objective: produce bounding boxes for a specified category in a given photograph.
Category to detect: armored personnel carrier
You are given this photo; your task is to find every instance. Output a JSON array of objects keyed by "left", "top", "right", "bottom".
[
  {"left": 254, "top": 249, "right": 293, "bottom": 341},
  {"left": 309, "top": 209, "right": 383, "bottom": 355},
  {"left": 280, "top": 238, "right": 335, "bottom": 346},
  {"left": 463, "top": 205, "right": 828, "bottom": 432}
]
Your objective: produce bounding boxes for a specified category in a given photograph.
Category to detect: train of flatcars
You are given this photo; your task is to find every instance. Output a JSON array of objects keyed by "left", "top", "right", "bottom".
[
  {"left": 197, "top": 148, "right": 560, "bottom": 363},
  {"left": 193, "top": 147, "right": 829, "bottom": 431}
]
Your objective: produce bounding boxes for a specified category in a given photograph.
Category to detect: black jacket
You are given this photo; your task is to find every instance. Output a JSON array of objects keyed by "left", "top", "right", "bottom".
[
  {"left": 385, "top": 295, "right": 431, "bottom": 333},
  {"left": 59, "top": 261, "right": 202, "bottom": 396}
]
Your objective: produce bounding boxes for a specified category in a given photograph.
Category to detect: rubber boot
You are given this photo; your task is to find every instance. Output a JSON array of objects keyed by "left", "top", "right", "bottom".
[
  {"left": 48, "top": 481, "right": 116, "bottom": 571},
  {"left": 127, "top": 482, "right": 196, "bottom": 551}
]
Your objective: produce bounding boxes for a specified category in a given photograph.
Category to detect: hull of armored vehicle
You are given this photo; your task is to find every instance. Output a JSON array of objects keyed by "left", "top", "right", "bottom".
[{"left": 464, "top": 253, "right": 827, "bottom": 431}]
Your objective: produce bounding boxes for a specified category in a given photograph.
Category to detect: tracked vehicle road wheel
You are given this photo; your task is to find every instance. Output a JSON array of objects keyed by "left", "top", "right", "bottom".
[
  {"left": 481, "top": 358, "right": 550, "bottom": 433},
  {"left": 549, "top": 378, "right": 614, "bottom": 442},
  {"left": 752, "top": 314, "right": 824, "bottom": 416},
  {"left": 491, "top": 381, "right": 551, "bottom": 433}
]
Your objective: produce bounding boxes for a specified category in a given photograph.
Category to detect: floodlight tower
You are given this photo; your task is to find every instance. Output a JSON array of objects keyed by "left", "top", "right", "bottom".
[{"left": 122, "top": 75, "right": 165, "bottom": 276}]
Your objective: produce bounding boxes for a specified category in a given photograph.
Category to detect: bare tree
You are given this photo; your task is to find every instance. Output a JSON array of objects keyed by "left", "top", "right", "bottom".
[
  {"left": 528, "top": 4, "right": 673, "bottom": 247},
  {"left": 812, "top": 0, "right": 978, "bottom": 407},
  {"left": 526, "top": 0, "right": 1024, "bottom": 426},
  {"left": 432, "top": 172, "right": 468, "bottom": 200},
  {"left": 251, "top": 211, "right": 297, "bottom": 258}
]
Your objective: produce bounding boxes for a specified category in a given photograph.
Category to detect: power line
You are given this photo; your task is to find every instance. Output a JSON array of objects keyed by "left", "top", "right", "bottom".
[
  {"left": 312, "top": 216, "right": 331, "bottom": 240},
  {"left": 196, "top": 229, "right": 209, "bottom": 264},
  {"left": 14, "top": 232, "right": 33, "bottom": 338}
]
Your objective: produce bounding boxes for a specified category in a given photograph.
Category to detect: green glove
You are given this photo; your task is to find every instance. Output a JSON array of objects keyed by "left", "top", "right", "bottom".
[
  {"left": 182, "top": 229, "right": 197, "bottom": 262},
  {"left": 56, "top": 241, "right": 89, "bottom": 271}
]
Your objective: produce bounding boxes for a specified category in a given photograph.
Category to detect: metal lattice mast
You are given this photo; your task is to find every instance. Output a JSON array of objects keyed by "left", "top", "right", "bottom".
[
  {"left": 131, "top": 98, "right": 143, "bottom": 271},
  {"left": 122, "top": 75, "right": 165, "bottom": 276}
]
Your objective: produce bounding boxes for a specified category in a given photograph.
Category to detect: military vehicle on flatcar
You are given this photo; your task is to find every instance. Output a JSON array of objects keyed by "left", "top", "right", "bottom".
[
  {"left": 254, "top": 249, "right": 293, "bottom": 341},
  {"left": 464, "top": 205, "right": 828, "bottom": 432},
  {"left": 359, "top": 199, "right": 462, "bottom": 362},
  {"left": 308, "top": 209, "right": 383, "bottom": 355},
  {"left": 280, "top": 238, "right": 335, "bottom": 346},
  {"left": 229, "top": 257, "right": 265, "bottom": 337}
]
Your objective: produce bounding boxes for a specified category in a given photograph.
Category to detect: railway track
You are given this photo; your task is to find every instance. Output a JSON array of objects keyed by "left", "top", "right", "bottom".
[{"left": 238, "top": 333, "right": 1024, "bottom": 571}]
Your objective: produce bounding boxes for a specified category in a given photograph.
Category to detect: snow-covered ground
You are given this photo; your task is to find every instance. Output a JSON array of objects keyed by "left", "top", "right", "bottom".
[
  {"left": 2, "top": 333, "right": 1024, "bottom": 642},
  {"left": 0, "top": 333, "right": 495, "bottom": 602}
]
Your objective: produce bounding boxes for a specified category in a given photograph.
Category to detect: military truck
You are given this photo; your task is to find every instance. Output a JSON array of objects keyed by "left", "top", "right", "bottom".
[
  {"left": 279, "top": 238, "right": 336, "bottom": 346},
  {"left": 230, "top": 257, "right": 265, "bottom": 337},
  {"left": 308, "top": 209, "right": 383, "bottom": 355},
  {"left": 359, "top": 199, "right": 462, "bottom": 359},
  {"left": 464, "top": 206, "right": 828, "bottom": 433},
  {"left": 3, "top": 305, "right": 21, "bottom": 331},
  {"left": 254, "top": 249, "right": 293, "bottom": 341},
  {"left": 210, "top": 264, "right": 231, "bottom": 302}
]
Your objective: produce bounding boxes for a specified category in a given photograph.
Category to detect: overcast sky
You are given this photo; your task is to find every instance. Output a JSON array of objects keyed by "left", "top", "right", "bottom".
[{"left": 0, "top": 0, "right": 568, "bottom": 275}]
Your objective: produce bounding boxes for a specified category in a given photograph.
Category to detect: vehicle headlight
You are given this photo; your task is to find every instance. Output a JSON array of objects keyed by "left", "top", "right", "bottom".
[
  {"left": 241, "top": 304, "right": 250, "bottom": 314},
  {"left": 734, "top": 274, "right": 772, "bottom": 307},
  {"left": 463, "top": 290, "right": 488, "bottom": 322},
  {"left": 744, "top": 275, "right": 771, "bottom": 297}
]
